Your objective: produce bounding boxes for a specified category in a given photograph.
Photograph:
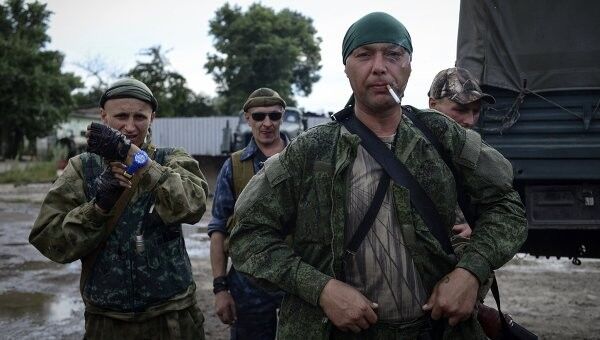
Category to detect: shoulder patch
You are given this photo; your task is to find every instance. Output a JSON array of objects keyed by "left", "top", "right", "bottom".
[
  {"left": 457, "top": 129, "right": 482, "bottom": 169},
  {"left": 263, "top": 153, "right": 290, "bottom": 187}
]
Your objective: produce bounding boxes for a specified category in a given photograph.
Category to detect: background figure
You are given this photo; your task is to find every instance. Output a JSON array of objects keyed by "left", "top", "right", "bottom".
[
  {"left": 428, "top": 67, "right": 523, "bottom": 340},
  {"left": 208, "top": 88, "right": 288, "bottom": 340},
  {"left": 229, "top": 12, "right": 527, "bottom": 339},
  {"left": 428, "top": 66, "right": 495, "bottom": 238},
  {"left": 29, "top": 78, "right": 208, "bottom": 339}
]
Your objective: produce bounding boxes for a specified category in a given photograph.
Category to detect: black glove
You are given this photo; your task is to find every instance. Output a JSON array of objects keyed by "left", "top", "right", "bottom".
[
  {"left": 94, "top": 167, "right": 125, "bottom": 212},
  {"left": 87, "top": 122, "right": 132, "bottom": 161}
]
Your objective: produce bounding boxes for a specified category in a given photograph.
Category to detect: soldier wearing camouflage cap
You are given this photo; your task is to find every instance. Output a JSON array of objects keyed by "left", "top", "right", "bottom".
[
  {"left": 229, "top": 12, "right": 526, "bottom": 339},
  {"left": 209, "top": 87, "right": 288, "bottom": 339},
  {"left": 428, "top": 67, "right": 495, "bottom": 128},
  {"left": 30, "top": 78, "right": 209, "bottom": 338}
]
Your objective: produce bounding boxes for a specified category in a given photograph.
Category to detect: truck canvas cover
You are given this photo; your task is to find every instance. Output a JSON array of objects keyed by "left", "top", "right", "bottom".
[{"left": 457, "top": 0, "right": 600, "bottom": 93}]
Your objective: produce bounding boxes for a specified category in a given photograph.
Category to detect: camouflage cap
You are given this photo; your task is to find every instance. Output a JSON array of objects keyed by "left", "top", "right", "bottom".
[
  {"left": 243, "top": 88, "right": 286, "bottom": 112},
  {"left": 428, "top": 67, "right": 495, "bottom": 105}
]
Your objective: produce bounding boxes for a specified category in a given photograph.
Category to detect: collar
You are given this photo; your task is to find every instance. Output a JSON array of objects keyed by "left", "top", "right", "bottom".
[{"left": 240, "top": 133, "right": 290, "bottom": 161}]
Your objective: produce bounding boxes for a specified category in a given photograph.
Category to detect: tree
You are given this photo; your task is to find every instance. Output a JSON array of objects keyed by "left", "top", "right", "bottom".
[
  {"left": 124, "top": 46, "right": 216, "bottom": 117},
  {"left": 205, "top": 3, "right": 322, "bottom": 114},
  {"left": 0, "top": 0, "right": 81, "bottom": 159},
  {"left": 72, "top": 56, "right": 122, "bottom": 109}
]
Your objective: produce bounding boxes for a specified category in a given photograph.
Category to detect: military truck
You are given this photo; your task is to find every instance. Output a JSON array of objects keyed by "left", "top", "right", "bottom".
[{"left": 457, "top": 0, "right": 600, "bottom": 260}]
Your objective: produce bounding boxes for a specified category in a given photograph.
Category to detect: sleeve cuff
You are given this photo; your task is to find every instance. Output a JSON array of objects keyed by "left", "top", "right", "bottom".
[
  {"left": 294, "top": 262, "right": 333, "bottom": 306},
  {"left": 82, "top": 201, "right": 112, "bottom": 228},
  {"left": 139, "top": 161, "right": 166, "bottom": 190},
  {"left": 456, "top": 251, "right": 492, "bottom": 285}
]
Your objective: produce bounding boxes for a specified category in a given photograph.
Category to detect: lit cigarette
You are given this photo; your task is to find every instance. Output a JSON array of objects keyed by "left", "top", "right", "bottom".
[{"left": 386, "top": 84, "right": 401, "bottom": 104}]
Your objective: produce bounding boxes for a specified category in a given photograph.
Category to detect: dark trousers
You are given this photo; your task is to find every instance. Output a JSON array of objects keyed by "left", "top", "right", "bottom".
[
  {"left": 228, "top": 267, "right": 282, "bottom": 340},
  {"left": 230, "top": 310, "right": 278, "bottom": 340}
]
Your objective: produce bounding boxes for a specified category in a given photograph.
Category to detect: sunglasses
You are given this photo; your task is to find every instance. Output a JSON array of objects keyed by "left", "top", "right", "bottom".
[{"left": 251, "top": 111, "right": 283, "bottom": 121}]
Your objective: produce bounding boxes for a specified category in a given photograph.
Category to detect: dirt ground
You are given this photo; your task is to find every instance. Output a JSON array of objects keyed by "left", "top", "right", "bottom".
[{"left": 1, "top": 182, "right": 599, "bottom": 339}]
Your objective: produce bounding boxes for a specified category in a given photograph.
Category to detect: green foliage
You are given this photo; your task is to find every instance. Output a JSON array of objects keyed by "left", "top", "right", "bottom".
[
  {"left": 0, "top": 161, "right": 56, "bottom": 184},
  {"left": 205, "top": 3, "right": 322, "bottom": 114},
  {"left": 72, "top": 86, "right": 105, "bottom": 109},
  {"left": 124, "top": 46, "right": 217, "bottom": 117},
  {"left": 0, "top": 0, "right": 82, "bottom": 159}
]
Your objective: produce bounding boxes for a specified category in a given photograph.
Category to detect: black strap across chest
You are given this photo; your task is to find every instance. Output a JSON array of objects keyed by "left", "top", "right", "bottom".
[{"left": 335, "top": 107, "right": 454, "bottom": 255}]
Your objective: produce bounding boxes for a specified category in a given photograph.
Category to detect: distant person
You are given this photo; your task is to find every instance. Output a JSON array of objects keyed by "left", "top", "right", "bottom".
[
  {"left": 428, "top": 67, "right": 527, "bottom": 340},
  {"left": 208, "top": 88, "right": 287, "bottom": 339},
  {"left": 428, "top": 66, "right": 495, "bottom": 238},
  {"left": 29, "top": 78, "right": 209, "bottom": 339},
  {"left": 228, "top": 12, "right": 527, "bottom": 339}
]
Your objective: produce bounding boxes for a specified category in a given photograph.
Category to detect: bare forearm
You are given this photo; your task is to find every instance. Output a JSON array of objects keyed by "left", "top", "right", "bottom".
[{"left": 210, "top": 232, "right": 228, "bottom": 278}]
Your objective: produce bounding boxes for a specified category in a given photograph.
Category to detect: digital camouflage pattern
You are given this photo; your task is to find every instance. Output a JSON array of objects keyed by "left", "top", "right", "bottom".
[
  {"left": 428, "top": 67, "right": 495, "bottom": 105},
  {"left": 79, "top": 149, "right": 195, "bottom": 312},
  {"left": 229, "top": 106, "right": 527, "bottom": 339},
  {"left": 29, "top": 146, "right": 208, "bottom": 325}
]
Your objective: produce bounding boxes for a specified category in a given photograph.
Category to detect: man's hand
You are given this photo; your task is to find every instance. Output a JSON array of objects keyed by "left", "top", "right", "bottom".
[
  {"left": 86, "top": 122, "right": 131, "bottom": 161},
  {"left": 94, "top": 167, "right": 126, "bottom": 212},
  {"left": 422, "top": 267, "right": 479, "bottom": 326},
  {"left": 452, "top": 223, "right": 472, "bottom": 238},
  {"left": 214, "top": 291, "right": 237, "bottom": 324},
  {"left": 108, "top": 161, "right": 132, "bottom": 189},
  {"left": 319, "top": 279, "right": 378, "bottom": 333}
]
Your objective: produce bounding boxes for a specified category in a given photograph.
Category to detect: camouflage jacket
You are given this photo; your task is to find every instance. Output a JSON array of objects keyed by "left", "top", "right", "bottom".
[
  {"left": 229, "top": 106, "right": 527, "bottom": 339},
  {"left": 30, "top": 146, "right": 208, "bottom": 317}
]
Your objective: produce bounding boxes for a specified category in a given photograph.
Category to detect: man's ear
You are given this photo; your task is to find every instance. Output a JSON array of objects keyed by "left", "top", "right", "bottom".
[
  {"left": 150, "top": 112, "right": 156, "bottom": 123},
  {"left": 428, "top": 97, "right": 436, "bottom": 109},
  {"left": 100, "top": 109, "right": 108, "bottom": 123}
]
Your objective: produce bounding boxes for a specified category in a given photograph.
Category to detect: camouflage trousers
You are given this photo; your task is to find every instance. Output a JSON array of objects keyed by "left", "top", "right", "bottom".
[{"left": 84, "top": 304, "right": 205, "bottom": 340}]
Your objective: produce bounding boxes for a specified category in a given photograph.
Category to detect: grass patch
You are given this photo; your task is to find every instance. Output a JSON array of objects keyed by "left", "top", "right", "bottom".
[{"left": 0, "top": 161, "right": 56, "bottom": 185}]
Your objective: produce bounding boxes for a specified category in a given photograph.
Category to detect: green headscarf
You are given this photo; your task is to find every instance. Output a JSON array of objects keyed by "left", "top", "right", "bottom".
[
  {"left": 99, "top": 78, "right": 158, "bottom": 112},
  {"left": 342, "top": 12, "right": 413, "bottom": 65}
]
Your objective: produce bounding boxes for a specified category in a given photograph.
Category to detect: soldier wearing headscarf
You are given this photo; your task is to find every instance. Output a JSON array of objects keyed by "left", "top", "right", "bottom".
[
  {"left": 30, "top": 78, "right": 209, "bottom": 338},
  {"left": 228, "top": 12, "right": 526, "bottom": 339}
]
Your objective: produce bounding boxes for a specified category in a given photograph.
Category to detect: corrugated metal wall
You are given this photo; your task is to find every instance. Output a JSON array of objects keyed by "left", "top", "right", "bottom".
[
  {"left": 153, "top": 116, "right": 331, "bottom": 156},
  {"left": 153, "top": 117, "right": 238, "bottom": 156}
]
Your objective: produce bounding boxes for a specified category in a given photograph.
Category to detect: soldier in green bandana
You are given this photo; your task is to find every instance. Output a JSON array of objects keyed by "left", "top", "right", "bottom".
[
  {"left": 229, "top": 12, "right": 527, "bottom": 339},
  {"left": 29, "top": 78, "right": 208, "bottom": 339}
]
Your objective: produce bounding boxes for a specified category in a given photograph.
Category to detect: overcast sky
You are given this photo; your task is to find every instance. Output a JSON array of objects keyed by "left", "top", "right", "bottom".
[{"left": 44, "top": 0, "right": 460, "bottom": 113}]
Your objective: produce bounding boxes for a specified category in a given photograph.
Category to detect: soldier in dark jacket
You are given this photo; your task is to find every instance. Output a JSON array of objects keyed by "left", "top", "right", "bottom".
[
  {"left": 229, "top": 12, "right": 527, "bottom": 339},
  {"left": 29, "top": 78, "right": 208, "bottom": 339}
]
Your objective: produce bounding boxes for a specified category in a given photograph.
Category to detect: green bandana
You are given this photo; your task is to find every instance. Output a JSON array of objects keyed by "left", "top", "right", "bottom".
[
  {"left": 99, "top": 78, "right": 158, "bottom": 112},
  {"left": 342, "top": 12, "right": 413, "bottom": 65}
]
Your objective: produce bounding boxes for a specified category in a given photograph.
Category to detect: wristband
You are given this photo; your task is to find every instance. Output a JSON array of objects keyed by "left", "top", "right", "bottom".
[{"left": 213, "top": 275, "right": 228, "bottom": 294}]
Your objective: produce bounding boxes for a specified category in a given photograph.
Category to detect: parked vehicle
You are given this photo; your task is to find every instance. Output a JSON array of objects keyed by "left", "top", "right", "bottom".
[{"left": 457, "top": 0, "right": 600, "bottom": 260}]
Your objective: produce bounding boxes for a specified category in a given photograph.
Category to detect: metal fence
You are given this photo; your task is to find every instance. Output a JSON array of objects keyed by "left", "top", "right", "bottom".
[
  {"left": 153, "top": 115, "right": 332, "bottom": 156},
  {"left": 153, "top": 117, "right": 238, "bottom": 156}
]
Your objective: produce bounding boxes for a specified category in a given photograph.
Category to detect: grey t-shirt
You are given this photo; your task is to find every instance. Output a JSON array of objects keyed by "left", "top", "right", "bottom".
[{"left": 344, "top": 132, "right": 426, "bottom": 322}]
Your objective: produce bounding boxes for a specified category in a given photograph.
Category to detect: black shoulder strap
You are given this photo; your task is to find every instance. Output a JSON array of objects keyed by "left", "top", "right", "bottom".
[
  {"left": 334, "top": 107, "right": 454, "bottom": 255},
  {"left": 402, "top": 107, "right": 476, "bottom": 228},
  {"left": 344, "top": 174, "right": 390, "bottom": 255}
]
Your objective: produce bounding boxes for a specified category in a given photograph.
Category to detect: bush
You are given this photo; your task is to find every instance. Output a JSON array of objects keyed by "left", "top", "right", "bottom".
[{"left": 0, "top": 161, "right": 56, "bottom": 184}]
